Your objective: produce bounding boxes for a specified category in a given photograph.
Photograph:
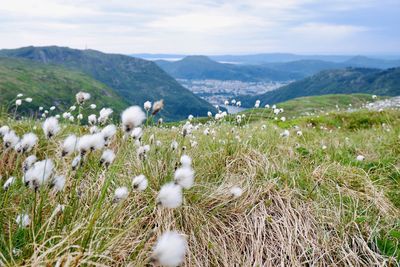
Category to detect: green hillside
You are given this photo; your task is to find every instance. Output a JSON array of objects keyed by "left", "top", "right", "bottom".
[
  {"left": 238, "top": 94, "right": 382, "bottom": 121},
  {"left": 156, "top": 56, "right": 303, "bottom": 81},
  {"left": 239, "top": 67, "right": 400, "bottom": 107},
  {"left": 0, "top": 46, "right": 216, "bottom": 121},
  {"left": 0, "top": 57, "right": 128, "bottom": 117}
]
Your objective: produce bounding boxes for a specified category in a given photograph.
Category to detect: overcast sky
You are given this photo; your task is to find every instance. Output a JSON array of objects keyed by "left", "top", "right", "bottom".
[{"left": 0, "top": 0, "right": 399, "bottom": 55}]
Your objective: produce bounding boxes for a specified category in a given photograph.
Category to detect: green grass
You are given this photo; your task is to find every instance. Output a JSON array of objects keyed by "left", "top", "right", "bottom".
[{"left": 0, "top": 106, "right": 399, "bottom": 265}]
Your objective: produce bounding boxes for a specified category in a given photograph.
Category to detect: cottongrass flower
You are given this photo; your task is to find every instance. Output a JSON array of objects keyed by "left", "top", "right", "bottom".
[
  {"left": 254, "top": 100, "right": 260, "bottom": 108},
  {"left": 156, "top": 182, "right": 183, "bottom": 208},
  {"left": 51, "top": 175, "right": 66, "bottom": 192},
  {"left": 132, "top": 174, "right": 148, "bottom": 191},
  {"left": 50, "top": 106, "right": 56, "bottom": 111},
  {"left": 90, "top": 104, "right": 97, "bottom": 109},
  {"left": 77, "top": 114, "right": 83, "bottom": 120},
  {"left": 230, "top": 186, "right": 243, "bottom": 198},
  {"left": 71, "top": 155, "right": 81, "bottom": 170},
  {"left": 114, "top": 187, "right": 129, "bottom": 203},
  {"left": 188, "top": 114, "right": 194, "bottom": 121},
  {"left": 77, "top": 133, "right": 105, "bottom": 155},
  {"left": 152, "top": 99, "right": 164, "bottom": 115},
  {"left": 101, "top": 124, "right": 117, "bottom": 143},
  {"left": 180, "top": 155, "right": 192, "bottom": 167},
  {"left": 100, "top": 149, "right": 116, "bottom": 167},
  {"left": 170, "top": 140, "right": 178, "bottom": 150},
  {"left": 137, "top": 145, "right": 150, "bottom": 160},
  {"left": 76, "top": 91, "right": 91, "bottom": 104},
  {"left": 121, "top": 106, "right": 146, "bottom": 133},
  {"left": 25, "top": 97, "right": 33, "bottom": 103},
  {"left": 70, "top": 105, "right": 76, "bottom": 111},
  {"left": 144, "top": 101, "right": 152, "bottom": 111},
  {"left": 98, "top": 108, "right": 113, "bottom": 124},
  {"left": 152, "top": 231, "right": 187, "bottom": 267},
  {"left": 89, "top": 126, "right": 99, "bottom": 134},
  {"left": 356, "top": 155, "right": 365, "bottom": 161},
  {"left": 24, "top": 159, "right": 54, "bottom": 190},
  {"left": 236, "top": 101, "right": 241, "bottom": 107},
  {"left": 43, "top": 117, "right": 60, "bottom": 138},
  {"left": 280, "top": 130, "right": 290, "bottom": 138},
  {"left": 15, "top": 99, "right": 22, "bottom": 106},
  {"left": 3, "top": 130, "right": 19, "bottom": 148},
  {"left": 207, "top": 111, "right": 212, "bottom": 117},
  {"left": 296, "top": 130, "right": 303, "bottom": 136},
  {"left": 0, "top": 125, "right": 10, "bottom": 136},
  {"left": 17, "top": 93, "right": 23, "bottom": 98},
  {"left": 131, "top": 127, "right": 143, "bottom": 140},
  {"left": 174, "top": 166, "right": 194, "bottom": 189},
  {"left": 16, "top": 133, "right": 38, "bottom": 153},
  {"left": 62, "top": 134, "right": 78, "bottom": 156},
  {"left": 23, "top": 155, "right": 37, "bottom": 173},
  {"left": 39, "top": 106, "right": 44, "bottom": 111},
  {"left": 3, "top": 176, "right": 15, "bottom": 190},
  {"left": 16, "top": 214, "right": 30, "bottom": 228},
  {"left": 54, "top": 204, "right": 65, "bottom": 214},
  {"left": 88, "top": 114, "right": 97, "bottom": 125}
]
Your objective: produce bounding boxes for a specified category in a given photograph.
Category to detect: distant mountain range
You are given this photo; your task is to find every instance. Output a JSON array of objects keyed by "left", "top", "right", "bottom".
[
  {"left": 156, "top": 56, "right": 302, "bottom": 81},
  {"left": 238, "top": 67, "right": 400, "bottom": 107},
  {"left": 154, "top": 55, "right": 400, "bottom": 82},
  {"left": 0, "top": 46, "right": 215, "bottom": 121}
]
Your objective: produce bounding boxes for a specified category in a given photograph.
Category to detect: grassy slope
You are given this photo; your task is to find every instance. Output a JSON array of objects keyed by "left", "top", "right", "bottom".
[
  {"left": 239, "top": 94, "right": 383, "bottom": 120},
  {"left": 0, "top": 46, "right": 216, "bottom": 121},
  {"left": 0, "top": 57, "right": 128, "bottom": 117},
  {"left": 240, "top": 67, "right": 400, "bottom": 107},
  {"left": 0, "top": 107, "right": 399, "bottom": 265}
]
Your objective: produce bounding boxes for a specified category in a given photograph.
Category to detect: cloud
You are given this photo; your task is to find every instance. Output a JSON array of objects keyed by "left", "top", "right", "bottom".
[{"left": 0, "top": 0, "right": 398, "bottom": 54}]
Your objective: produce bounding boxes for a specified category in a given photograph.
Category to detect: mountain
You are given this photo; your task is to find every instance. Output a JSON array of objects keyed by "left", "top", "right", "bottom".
[
  {"left": 0, "top": 57, "right": 128, "bottom": 116},
  {"left": 0, "top": 46, "right": 215, "bottom": 121},
  {"left": 155, "top": 56, "right": 303, "bottom": 81},
  {"left": 238, "top": 67, "right": 400, "bottom": 107}
]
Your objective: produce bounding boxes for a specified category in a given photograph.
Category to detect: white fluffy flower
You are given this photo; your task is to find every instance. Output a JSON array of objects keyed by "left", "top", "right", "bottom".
[
  {"left": 89, "top": 126, "right": 99, "bottom": 134},
  {"left": 188, "top": 115, "right": 194, "bottom": 121},
  {"left": 23, "top": 155, "right": 37, "bottom": 172},
  {"left": 25, "top": 97, "right": 33, "bottom": 103},
  {"left": 132, "top": 174, "right": 148, "bottom": 191},
  {"left": 180, "top": 155, "right": 192, "bottom": 167},
  {"left": 24, "top": 159, "right": 54, "bottom": 190},
  {"left": 71, "top": 155, "right": 81, "bottom": 170},
  {"left": 121, "top": 106, "right": 146, "bottom": 133},
  {"left": 101, "top": 124, "right": 117, "bottom": 145},
  {"left": 144, "top": 101, "right": 152, "bottom": 111},
  {"left": 16, "top": 214, "right": 30, "bottom": 228},
  {"left": 50, "top": 106, "right": 56, "bottom": 111},
  {"left": 230, "top": 186, "right": 243, "bottom": 198},
  {"left": 78, "top": 133, "right": 105, "bottom": 155},
  {"left": 51, "top": 175, "right": 66, "bottom": 192},
  {"left": 98, "top": 108, "right": 113, "bottom": 124},
  {"left": 170, "top": 140, "right": 178, "bottom": 150},
  {"left": 114, "top": 186, "right": 129, "bottom": 202},
  {"left": 280, "top": 130, "right": 290, "bottom": 137},
  {"left": 157, "top": 182, "right": 183, "bottom": 208},
  {"left": 356, "top": 155, "right": 365, "bottom": 161},
  {"left": 42, "top": 117, "right": 60, "bottom": 138},
  {"left": 0, "top": 125, "right": 10, "bottom": 136},
  {"left": 70, "top": 105, "right": 76, "bottom": 111},
  {"left": 207, "top": 111, "right": 212, "bottom": 117},
  {"left": 16, "top": 133, "right": 38, "bottom": 153},
  {"left": 152, "top": 231, "right": 187, "bottom": 267},
  {"left": 296, "top": 130, "right": 303, "bottom": 136},
  {"left": 174, "top": 166, "right": 194, "bottom": 189},
  {"left": 15, "top": 99, "right": 22, "bottom": 106},
  {"left": 100, "top": 149, "right": 116, "bottom": 166},
  {"left": 88, "top": 114, "right": 97, "bottom": 125},
  {"left": 131, "top": 127, "right": 143, "bottom": 140},
  {"left": 17, "top": 93, "right": 23, "bottom": 98},
  {"left": 224, "top": 100, "right": 229, "bottom": 105},
  {"left": 62, "top": 134, "right": 78, "bottom": 156},
  {"left": 90, "top": 104, "right": 97, "bottom": 109},
  {"left": 76, "top": 91, "right": 91, "bottom": 104},
  {"left": 3, "top": 176, "right": 15, "bottom": 190},
  {"left": 3, "top": 130, "right": 19, "bottom": 148}
]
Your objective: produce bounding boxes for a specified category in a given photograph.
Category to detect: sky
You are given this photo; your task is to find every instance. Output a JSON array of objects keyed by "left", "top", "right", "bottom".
[{"left": 0, "top": 0, "right": 399, "bottom": 55}]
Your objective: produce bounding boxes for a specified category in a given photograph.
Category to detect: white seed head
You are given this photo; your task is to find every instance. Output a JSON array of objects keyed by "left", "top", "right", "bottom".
[
  {"left": 3, "top": 130, "right": 20, "bottom": 148},
  {"left": 88, "top": 114, "right": 97, "bottom": 125},
  {"left": 76, "top": 91, "right": 91, "bottom": 104},
  {"left": 230, "top": 186, "right": 243, "bottom": 198},
  {"left": 101, "top": 149, "right": 116, "bottom": 166},
  {"left": 15, "top": 99, "right": 22, "bottom": 106},
  {"left": 144, "top": 101, "right": 152, "bottom": 111},
  {"left": 152, "top": 231, "right": 187, "bottom": 267},
  {"left": 157, "top": 182, "right": 183, "bottom": 208},
  {"left": 98, "top": 108, "right": 113, "bottom": 124},
  {"left": 24, "top": 159, "right": 54, "bottom": 190},
  {"left": 121, "top": 106, "right": 146, "bottom": 133},
  {"left": 356, "top": 155, "right": 365, "bottom": 161},
  {"left": 174, "top": 167, "right": 194, "bottom": 189},
  {"left": 101, "top": 124, "right": 117, "bottom": 141},
  {"left": 23, "top": 155, "right": 37, "bottom": 172},
  {"left": 132, "top": 174, "right": 148, "bottom": 191},
  {"left": 3, "top": 176, "right": 15, "bottom": 190},
  {"left": 180, "top": 155, "right": 192, "bottom": 167},
  {"left": 25, "top": 97, "right": 33, "bottom": 103},
  {"left": 17, "top": 133, "right": 38, "bottom": 153},
  {"left": 114, "top": 186, "right": 129, "bottom": 202},
  {"left": 62, "top": 134, "right": 78, "bottom": 156},
  {"left": 42, "top": 117, "right": 60, "bottom": 138},
  {"left": 131, "top": 127, "right": 143, "bottom": 140},
  {"left": 0, "top": 125, "right": 10, "bottom": 136},
  {"left": 51, "top": 175, "right": 66, "bottom": 192}
]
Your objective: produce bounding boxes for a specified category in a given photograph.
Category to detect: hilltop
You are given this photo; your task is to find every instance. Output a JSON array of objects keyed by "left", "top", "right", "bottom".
[
  {"left": 239, "top": 67, "right": 400, "bottom": 107},
  {"left": 0, "top": 57, "right": 128, "bottom": 117},
  {"left": 0, "top": 46, "right": 215, "bottom": 121}
]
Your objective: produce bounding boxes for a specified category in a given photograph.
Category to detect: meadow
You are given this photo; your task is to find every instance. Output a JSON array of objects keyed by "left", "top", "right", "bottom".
[{"left": 0, "top": 93, "right": 399, "bottom": 266}]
